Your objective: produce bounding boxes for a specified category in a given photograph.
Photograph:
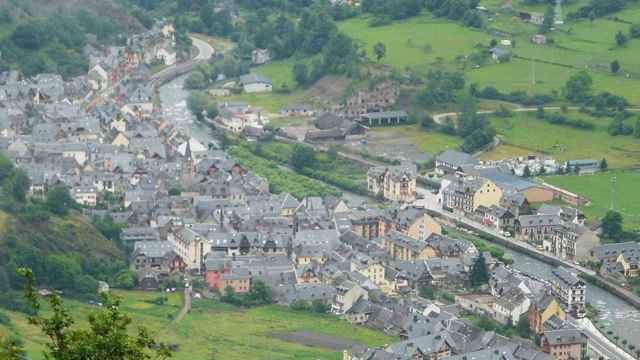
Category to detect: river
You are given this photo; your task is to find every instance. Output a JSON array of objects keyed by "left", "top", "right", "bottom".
[
  {"left": 158, "top": 72, "right": 640, "bottom": 348},
  {"left": 158, "top": 74, "right": 219, "bottom": 148},
  {"left": 504, "top": 248, "right": 640, "bottom": 346}
]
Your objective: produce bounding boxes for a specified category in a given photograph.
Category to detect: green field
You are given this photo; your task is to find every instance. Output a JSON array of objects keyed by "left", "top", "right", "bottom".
[
  {"left": 477, "top": 2, "right": 640, "bottom": 104},
  {"left": 0, "top": 290, "right": 393, "bottom": 360},
  {"left": 338, "top": 13, "right": 491, "bottom": 69},
  {"left": 542, "top": 171, "right": 640, "bottom": 230},
  {"left": 370, "top": 125, "right": 463, "bottom": 155},
  {"left": 486, "top": 111, "right": 640, "bottom": 169}
]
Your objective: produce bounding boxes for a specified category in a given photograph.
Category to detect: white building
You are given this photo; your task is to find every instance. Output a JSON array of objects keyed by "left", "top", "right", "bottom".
[
  {"left": 239, "top": 74, "right": 272, "bottom": 93},
  {"left": 551, "top": 267, "right": 586, "bottom": 318}
]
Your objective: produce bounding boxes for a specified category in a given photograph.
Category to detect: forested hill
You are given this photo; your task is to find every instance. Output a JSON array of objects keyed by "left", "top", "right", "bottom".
[
  {"left": 0, "top": 154, "right": 130, "bottom": 312},
  {"left": 0, "top": 0, "right": 146, "bottom": 78}
]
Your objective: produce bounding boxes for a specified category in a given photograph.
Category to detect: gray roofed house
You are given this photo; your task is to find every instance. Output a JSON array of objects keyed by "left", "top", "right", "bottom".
[{"left": 435, "top": 149, "right": 479, "bottom": 173}]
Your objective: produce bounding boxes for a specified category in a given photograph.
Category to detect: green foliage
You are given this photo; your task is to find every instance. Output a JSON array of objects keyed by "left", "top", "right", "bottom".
[
  {"left": 293, "top": 63, "right": 309, "bottom": 86},
  {"left": 46, "top": 186, "right": 75, "bottom": 216},
  {"left": 221, "top": 280, "right": 274, "bottom": 307},
  {"left": 291, "top": 144, "right": 317, "bottom": 171},
  {"left": 228, "top": 146, "right": 340, "bottom": 199},
  {"left": 470, "top": 253, "right": 489, "bottom": 287},
  {"left": 610, "top": 60, "right": 620, "bottom": 74},
  {"left": 289, "top": 299, "right": 330, "bottom": 314},
  {"left": 91, "top": 215, "right": 125, "bottom": 247},
  {"left": 184, "top": 70, "right": 208, "bottom": 90},
  {"left": 14, "top": 268, "right": 171, "bottom": 360},
  {"left": 373, "top": 42, "right": 386, "bottom": 62},
  {"left": 418, "top": 68, "right": 465, "bottom": 106},
  {"left": 601, "top": 210, "right": 624, "bottom": 242},
  {"left": 186, "top": 91, "right": 209, "bottom": 120},
  {"left": 426, "top": 0, "right": 483, "bottom": 28},
  {"left": 539, "top": 6, "right": 555, "bottom": 34},
  {"left": 615, "top": 31, "right": 628, "bottom": 46},
  {"left": 564, "top": 71, "right": 593, "bottom": 103}
]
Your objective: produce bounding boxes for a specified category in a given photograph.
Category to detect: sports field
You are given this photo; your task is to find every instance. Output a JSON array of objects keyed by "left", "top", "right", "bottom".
[
  {"left": 542, "top": 171, "right": 640, "bottom": 230},
  {"left": 486, "top": 112, "right": 640, "bottom": 169}
]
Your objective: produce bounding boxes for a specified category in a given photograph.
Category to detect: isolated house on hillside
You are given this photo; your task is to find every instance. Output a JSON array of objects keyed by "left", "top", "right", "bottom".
[{"left": 239, "top": 74, "right": 272, "bottom": 93}]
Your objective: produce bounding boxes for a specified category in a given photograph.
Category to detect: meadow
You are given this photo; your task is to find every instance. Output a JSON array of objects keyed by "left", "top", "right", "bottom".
[
  {"left": 542, "top": 170, "right": 640, "bottom": 230},
  {"left": 369, "top": 125, "right": 463, "bottom": 156},
  {"left": 0, "top": 290, "right": 393, "bottom": 360},
  {"left": 485, "top": 111, "right": 640, "bottom": 169}
]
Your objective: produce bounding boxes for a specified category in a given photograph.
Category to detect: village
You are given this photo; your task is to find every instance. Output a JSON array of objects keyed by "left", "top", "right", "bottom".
[{"left": 0, "top": 16, "right": 639, "bottom": 360}]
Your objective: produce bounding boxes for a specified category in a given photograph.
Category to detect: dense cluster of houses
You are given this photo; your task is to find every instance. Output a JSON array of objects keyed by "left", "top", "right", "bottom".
[
  {"left": 0, "top": 20, "right": 615, "bottom": 360},
  {"left": 431, "top": 150, "right": 600, "bottom": 262}
]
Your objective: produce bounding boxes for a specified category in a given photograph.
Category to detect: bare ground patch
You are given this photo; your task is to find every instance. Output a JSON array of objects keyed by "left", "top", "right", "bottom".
[
  {"left": 305, "top": 76, "right": 352, "bottom": 104},
  {"left": 271, "top": 330, "right": 363, "bottom": 351}
]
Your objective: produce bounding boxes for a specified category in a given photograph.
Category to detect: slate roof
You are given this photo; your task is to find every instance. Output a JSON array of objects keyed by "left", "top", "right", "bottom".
[
  {"left": 239, "top": 74, "right": 272, "bottom": 85},
  {"left": 436, "top": 150, "right": 479, "bottom": 168}
]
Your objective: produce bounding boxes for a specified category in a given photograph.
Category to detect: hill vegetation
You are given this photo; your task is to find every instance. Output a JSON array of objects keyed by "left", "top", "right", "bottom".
[
  {"left": 0, "top": 0, "right": 145, "bottom": 77},
  {"left": 0, "top": 153, "right": 129, "bottom": 313}
]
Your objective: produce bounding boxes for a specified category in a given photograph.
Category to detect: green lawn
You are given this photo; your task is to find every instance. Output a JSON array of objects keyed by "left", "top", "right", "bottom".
[
  {"left": 487, "top": 112, "right": 640, "bottom": 169},
  {"left": 542, "top": 171, "right": 640, "bottom": 230},
  {"left": 338, "top": 13, "right": 491, "bottom": 70},
  {"left": 1, "top": 291, "right": 393, "bottom": 360},
  {"left": 370, "top": 125, "right": 463, "bottom": 155}
]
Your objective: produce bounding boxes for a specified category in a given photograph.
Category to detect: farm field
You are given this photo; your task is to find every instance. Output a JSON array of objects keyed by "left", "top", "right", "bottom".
[
  {"left": 369, "top": 125, "right": 463, "bottom": 157},
  {"left": 338, "top": 13, "right": 491, "bottom": 69},
  {"left": 542, "top": 171, "right": 640, "bottom": 230},
  {"left": 0, "top": 291, "right": 392, "bottom": 360},
  {"left": 487, "top": 112, "right": 640, "bottom": 169}
]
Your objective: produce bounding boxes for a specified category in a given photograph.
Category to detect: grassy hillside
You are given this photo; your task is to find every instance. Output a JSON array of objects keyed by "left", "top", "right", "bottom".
[
  {"left": 0, "top": 291, "right": 393, "bottom": 360},
  {"left": 0, "top": 210, "right": 122, "bottom": 259}
]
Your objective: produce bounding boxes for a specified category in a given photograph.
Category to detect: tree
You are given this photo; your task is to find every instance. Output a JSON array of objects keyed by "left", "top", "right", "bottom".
[
  {"left": 311, "top": 299, "right": 330, "bottom": 313},
  {"left": 46, "top": 186, "right": 74, "bottom": 216},
  {"left": 523, "top": 165, "right": 532, "bottom": 178},
  {"left": 536, "top": 105, "right": 545, "bottom": 119},
  {"left": 633, "top": 118, "right": 640, "bottom": 138},
  {"left": 291, "top": 144, "right": 316, "bottom": 171},
  {"left": 15, "top": 268, "right": 170, "bottom": 360},
  {"left": 631, "top": 24, "right": 640, "bottom": 38},
  {"left": 564, "top": 71, "right": 593, "bottom": 103},
  {"left": 540, "top": 6, "right": 555, "bottom": 33},
  {"left": 327, "top": 145, "right": 338, "bottom": 162},
  {"left": 206, "top": 102, "right": 219, "bottom": 119},
  {"left": 0, "top": 336, "right": 25, "bottom": 360},
  {"left": 184, "top": 70, "right": 207, "bottom": 90},
  {"left": 470, "top": 253, "right": 489, "bottom": 287},
  {"left": 186, "top": 91, "right": 209, "bottom": 120},
  {"left": 292, "top": 63, "right": 309, "bottom": 86},
  {"left": 601, "top": 211, "right": 624, "bottom": 241},
  {"left": 239, "top": 235, "right": 251, "bottom": 255},
  {"left": 599, "top": 158, "right": 608, "bottom": 171},
  {"left": 419, "top": 282, "right": 436, "bottom": 299},
  {"left": 616, "top": 31, "right": 628, "bottom": 46},
  {"left": 610, "top": 60, "right": 620, "bottom": 74},
  {"left": 373, "top": 42, "right": 386, "bottom": 62}
]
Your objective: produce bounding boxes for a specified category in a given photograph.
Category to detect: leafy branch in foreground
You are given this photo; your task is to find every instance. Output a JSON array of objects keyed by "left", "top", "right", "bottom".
[{"left": 0, "top": 268, "right": 171, "bottom": 360}]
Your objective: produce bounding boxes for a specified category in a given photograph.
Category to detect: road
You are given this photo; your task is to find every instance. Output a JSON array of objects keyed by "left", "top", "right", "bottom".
[
  {"left": 150, "top": 35, "right": 215, "bottom": 84},
  {"left": 191, "top": 35, "right": 215, "bottom": 61},
  {"left": 414, "top": 188, "right": 597, "bottom": 276},
  {"left": 568, "top": 317, "right": 635, "bottom": 360},
  {"left": 432, "top": 106, "right": 640, "bottom": 124}
]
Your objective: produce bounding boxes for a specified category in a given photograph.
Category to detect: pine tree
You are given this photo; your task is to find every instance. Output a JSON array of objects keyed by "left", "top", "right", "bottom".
[
  {"left": 470, "top": 254, "right": 489, "bottom": 287},
  {"left": 599, "top": 158, "right": 608, "bottom": 171},
  {"left": 523, "top": 165, "right": 532, "bottom": 178}
]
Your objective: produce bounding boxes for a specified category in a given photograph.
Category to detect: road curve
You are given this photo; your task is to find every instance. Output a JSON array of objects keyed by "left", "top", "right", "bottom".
[
  {"left": 432, "top": 106, "right": 640, "bottom": 125},
  {"left": 191, "top": 35, "right": 215, "bottom": 61}
]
